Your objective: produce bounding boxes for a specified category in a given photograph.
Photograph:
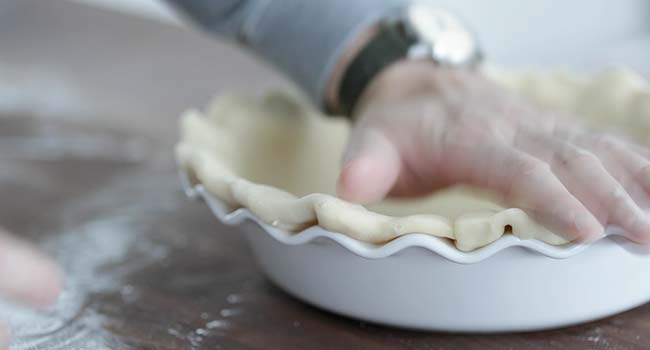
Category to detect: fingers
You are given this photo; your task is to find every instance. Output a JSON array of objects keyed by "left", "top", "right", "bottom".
[
  {"left": 575, "top": 136, "right": 650, "bottom": 243},
  {"left": 515, "top": 127, "right": 650, "bottom": 244},
  {"left": 457, "top": 140, "right": 604, "bottom": 241},
  {"left": 574, "top": 134, "right": 650, "bottom": 207},
  {"left": 337, "top": 127, "right": 401, "bottom": 204},
  {"left": 552, "top": 145, "right": 650, "bottom": 243},
  {"left": 0, "top": 229, "right": 62, "bottom": 307},
  {"left": 593, "top": 136, "right": 650, "bottom": 193}
]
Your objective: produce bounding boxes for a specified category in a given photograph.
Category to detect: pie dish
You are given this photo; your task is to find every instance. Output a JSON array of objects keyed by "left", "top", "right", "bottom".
[{"left": 176, "top": 68, "right": 650, "bottom": 331}]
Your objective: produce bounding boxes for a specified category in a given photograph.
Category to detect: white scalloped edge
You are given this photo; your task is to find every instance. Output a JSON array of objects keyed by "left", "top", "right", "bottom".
[{"left": 179, "top": 167, "right": 615, "bottom": 264}]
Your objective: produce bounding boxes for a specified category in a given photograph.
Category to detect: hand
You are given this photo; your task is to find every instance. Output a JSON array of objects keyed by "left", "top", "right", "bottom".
[
  {"left": 0, "top": 228, "right": 62, "bottom": 349},
  {"left": 337, "top": 61, "right": 650, "bottom": 244}
]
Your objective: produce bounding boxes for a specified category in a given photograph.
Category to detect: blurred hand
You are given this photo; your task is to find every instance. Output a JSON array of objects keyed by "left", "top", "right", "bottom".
[
  {"left": 337, "top": 61, "right": 650, "bottom": 244},
  {"left": 0, "top": 325, "right": 6, "bottom": 350},
  {"left": 0, "top": 228, "right": 62, "bottom": 349}
]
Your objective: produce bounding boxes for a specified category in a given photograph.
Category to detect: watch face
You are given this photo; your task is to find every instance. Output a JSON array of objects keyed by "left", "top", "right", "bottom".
[{"left": 406, "top": 3, "right": 480, "bottom": 65}]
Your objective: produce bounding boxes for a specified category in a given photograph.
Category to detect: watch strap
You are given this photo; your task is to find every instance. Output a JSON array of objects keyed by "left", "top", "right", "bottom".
[{"left": 337, "top": 24, "right": 414, "bottom": 117}]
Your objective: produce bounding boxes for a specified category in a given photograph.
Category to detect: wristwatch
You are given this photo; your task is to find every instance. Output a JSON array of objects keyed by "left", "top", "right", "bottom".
[{"left": 333, "top": 2, "right": 483, "bottom": 116}]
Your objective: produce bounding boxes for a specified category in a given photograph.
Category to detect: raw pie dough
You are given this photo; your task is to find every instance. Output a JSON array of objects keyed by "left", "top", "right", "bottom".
[{"left": 176, "top": 68, "right": 650, "bottom": 251}]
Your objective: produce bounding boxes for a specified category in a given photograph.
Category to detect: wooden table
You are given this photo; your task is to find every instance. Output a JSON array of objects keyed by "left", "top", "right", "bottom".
[{"left": 1, "top": 2, "right": 649, "bottom": 349}]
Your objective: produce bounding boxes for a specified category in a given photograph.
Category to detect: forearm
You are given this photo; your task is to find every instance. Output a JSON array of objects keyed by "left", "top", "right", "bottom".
[{"left": 167, "top": 0, "right": 409, "bottom": 107}]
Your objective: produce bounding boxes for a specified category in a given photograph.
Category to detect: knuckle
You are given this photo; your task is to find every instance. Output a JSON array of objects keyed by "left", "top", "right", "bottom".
[
  {"left": 558, "top": 147, "right": 601, "bottom": 168},
  {"left": 592, "top": 134, "right": 622, "bottom": 152},
  {"left": 512, "top": 157, "right": 548, "bottom": 177}
]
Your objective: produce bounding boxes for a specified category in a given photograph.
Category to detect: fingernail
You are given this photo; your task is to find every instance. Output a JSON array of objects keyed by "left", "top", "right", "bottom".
[
  {"left": 629, "top": 216, "right": 650, "bottom": 245},
  {"left": 574, "top": 213, "right": 604, "bottom": 242}
]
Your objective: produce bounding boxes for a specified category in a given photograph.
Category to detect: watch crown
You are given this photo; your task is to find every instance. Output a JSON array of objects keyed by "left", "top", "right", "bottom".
[{"left": 404, "top": 3, "right": 481, "bottom": 65}]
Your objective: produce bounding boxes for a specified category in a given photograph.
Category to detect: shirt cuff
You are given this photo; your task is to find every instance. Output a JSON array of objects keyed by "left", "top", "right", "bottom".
[{"left": 242, "top": 0, "right": 410, "bottom": 108}]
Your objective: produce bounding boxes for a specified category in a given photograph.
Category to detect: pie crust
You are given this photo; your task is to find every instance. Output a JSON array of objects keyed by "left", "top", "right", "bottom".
[{"left": 176, "top": 68, "right": 649, "bottom": 251}]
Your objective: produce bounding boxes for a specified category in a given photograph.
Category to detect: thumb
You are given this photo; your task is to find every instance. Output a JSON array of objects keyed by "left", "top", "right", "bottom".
[{"left": 337, "top": 127, "right": 401, "bottom": 204}]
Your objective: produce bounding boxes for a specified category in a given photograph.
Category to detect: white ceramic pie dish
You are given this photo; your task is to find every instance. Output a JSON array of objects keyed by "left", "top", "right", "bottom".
[
  {"left": 176, "top": 68, "right": 650, "bottom": 332},
  {"left": 180, "top": 168, "right": 650, "bottom": 332}
]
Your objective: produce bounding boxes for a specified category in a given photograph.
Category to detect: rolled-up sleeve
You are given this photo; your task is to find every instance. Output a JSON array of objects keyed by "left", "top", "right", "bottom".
[{"left": 167, "top": 0, "right": 408, "bottom": 106}]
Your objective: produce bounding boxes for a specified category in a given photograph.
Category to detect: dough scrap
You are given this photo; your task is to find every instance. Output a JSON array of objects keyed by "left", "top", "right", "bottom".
[{"left": 177, "top": 68, "right": 649, "bottom": 251}]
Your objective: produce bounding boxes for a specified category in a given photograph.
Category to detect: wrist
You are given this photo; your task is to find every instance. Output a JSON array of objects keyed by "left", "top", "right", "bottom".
[
  {"left": 353, "top": 60, "right": 472, "bottom": 117},
  {"left": 325, "top": 4, "right": 482, "bottom": 118}
]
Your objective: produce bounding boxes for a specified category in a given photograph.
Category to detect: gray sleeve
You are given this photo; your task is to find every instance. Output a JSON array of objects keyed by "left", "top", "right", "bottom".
[{"left": 167, "top": 0, "right": 409, "bottom": 106}]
